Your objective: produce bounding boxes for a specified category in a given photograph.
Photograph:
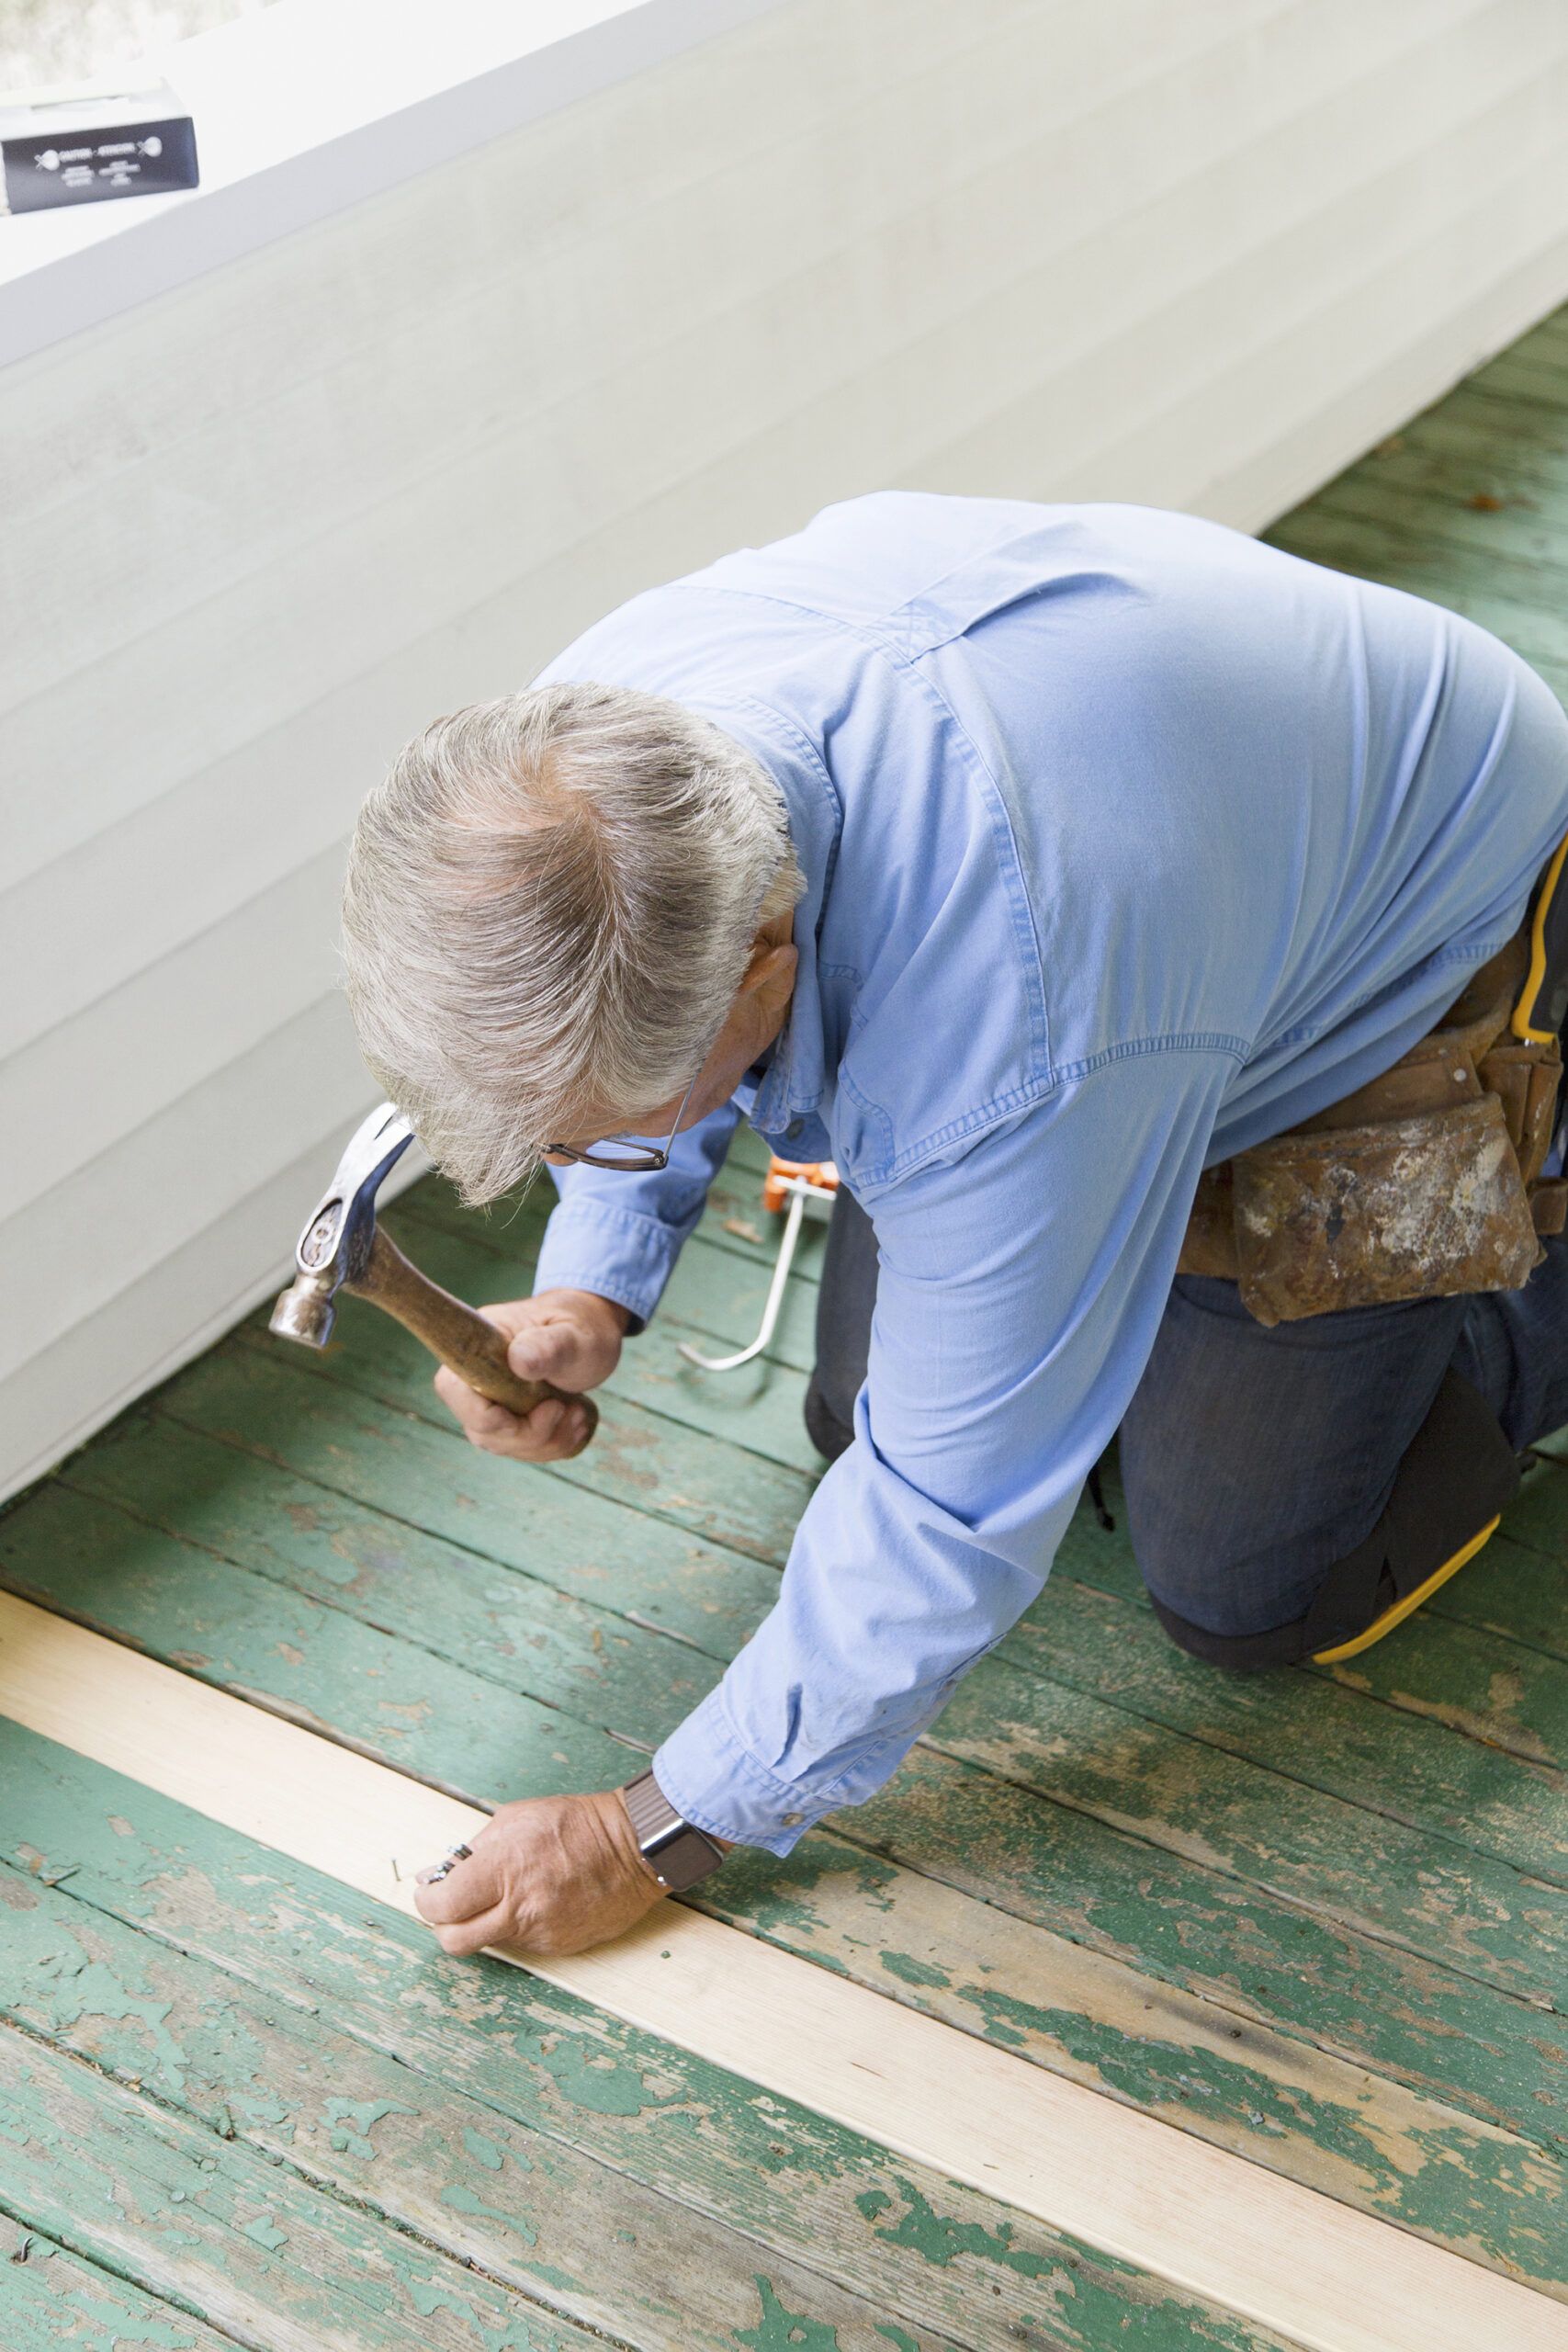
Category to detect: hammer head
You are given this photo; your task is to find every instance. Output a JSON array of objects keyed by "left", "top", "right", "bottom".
[{"left": 269, "top": 1102, "right": 415, "bottom": 1349}]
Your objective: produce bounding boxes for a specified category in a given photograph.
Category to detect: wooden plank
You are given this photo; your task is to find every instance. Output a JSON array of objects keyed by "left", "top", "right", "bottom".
[
  {"left": 7, "top": 1464, "right": 1564, "bottom": 2190},
  {"left": 17, "top": 1804, "right": 1553, "bottom": 2317},
  {"left": 58, "top": 1374, "right": 1568, "bottom": 2041},
  {"left": 0, "top": 1862, "right": 969, "bottom": 2352},
  {"left": 245, "top": 1231, "right": 822, "bottom": 1549},
  {"left": 0, "top": 2218, "right": 244, "bottom": 2352},
  {"left": 0, "top": 1592, "right": 1557, "bottom": 2352},
  {"left": 0, "top": 2018, "right": 624, "bottom": 2352},
  {"left": 699, "top": 1843, "right": 1568, "bottom": 2289},
  {"left": 0, "top": 1721, "right": 1311, "bottom": 2352},
  {"left": 850, "top": 1738, "right": 1567, "bottom": 2153},
  {"left": 1307, "top": 473, "right": 1568, "bottom": 587},
  {"left": 1010, "top": 1563, "right": 1568, "bottom": 1879},
  {"left": 928, "top": 1655, "right": 1568, "bottom": 2005},
  {"left": 156, "top": 1339, "right": 789, "bottom": 1648}
]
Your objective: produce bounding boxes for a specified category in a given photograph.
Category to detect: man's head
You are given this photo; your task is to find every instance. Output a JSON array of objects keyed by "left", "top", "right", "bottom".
[{"left": 343, "top": 684, "right": 804, "bottom": 1203}]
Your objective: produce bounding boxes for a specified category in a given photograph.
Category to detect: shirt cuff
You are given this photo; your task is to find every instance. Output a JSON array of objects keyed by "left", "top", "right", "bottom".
[
  {"left": 652, "top": 1688, "right": 829, "bottom": 1857},
  {"left": 532, "top": 1199, "right": 686, "bottom": 1334}
]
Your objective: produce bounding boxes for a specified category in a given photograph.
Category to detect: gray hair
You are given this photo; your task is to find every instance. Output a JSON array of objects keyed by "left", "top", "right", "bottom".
[{"left": 342, "top": 683, "right": 803, "bottom": 1204}]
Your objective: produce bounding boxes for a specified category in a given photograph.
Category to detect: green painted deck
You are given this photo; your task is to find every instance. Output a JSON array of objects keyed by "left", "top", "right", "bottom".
[{"left": 5, "top": 309, "right": 1568, "bottom": 2350}]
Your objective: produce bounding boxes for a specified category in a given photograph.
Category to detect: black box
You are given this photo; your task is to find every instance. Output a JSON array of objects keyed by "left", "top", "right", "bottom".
[{"left": 0, "top": 79, "right": 198, "bottom": 215}]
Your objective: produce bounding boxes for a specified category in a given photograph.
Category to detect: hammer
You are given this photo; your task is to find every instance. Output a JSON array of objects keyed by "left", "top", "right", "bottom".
[{"left": 269, "top": 1102, "right": 597, "bottom": 1454}]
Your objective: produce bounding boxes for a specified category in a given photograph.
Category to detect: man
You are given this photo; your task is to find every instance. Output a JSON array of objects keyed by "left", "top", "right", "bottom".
[{"left": 341, "top": 493, "right": 1568, "bottom": 1961}]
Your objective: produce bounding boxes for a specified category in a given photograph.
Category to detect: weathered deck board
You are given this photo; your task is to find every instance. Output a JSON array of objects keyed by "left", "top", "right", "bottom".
[
  {"left": 0, "top": 2216, "right": 246, "bottom": 2352},
  {"left": 0, "top": 2018, "right": 629, "bottom": 2352},
  {"left": 0, "top": 1724, "right": 1308, "bottom": 2352},
  {"left": 0, "top": 1860, "right": 971, "bottom": 2352},
  {"left": 4, "top": 1446, "right": 1564, "bottom": 2291}
]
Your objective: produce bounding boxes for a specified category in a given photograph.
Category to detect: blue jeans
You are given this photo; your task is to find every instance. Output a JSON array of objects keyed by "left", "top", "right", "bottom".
[{"left": 807, "top": 1193, "right": 1568, "bottom": 1648}]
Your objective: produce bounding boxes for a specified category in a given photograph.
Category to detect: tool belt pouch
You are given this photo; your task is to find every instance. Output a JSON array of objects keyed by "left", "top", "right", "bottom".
[{"left": 1181, "top": 934, "right": 1566, "bottom": 1326}]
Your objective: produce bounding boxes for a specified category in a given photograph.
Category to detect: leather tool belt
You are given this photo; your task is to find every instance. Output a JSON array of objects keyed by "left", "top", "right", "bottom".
[{"left": 1179, "top": 838, "right": 1568, "bottom": 1327}]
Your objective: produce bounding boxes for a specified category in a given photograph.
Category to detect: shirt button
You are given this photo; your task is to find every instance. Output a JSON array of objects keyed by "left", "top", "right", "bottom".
[
  {"left": 785, "top": 1121, "right": 803, "bottom": 1139},
  {"left": 782, "top": 1811, "right": 804, "bottom": 1826}
]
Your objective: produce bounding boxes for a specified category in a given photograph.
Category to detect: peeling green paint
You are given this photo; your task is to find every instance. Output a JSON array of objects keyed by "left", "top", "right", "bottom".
[
  {"left": 733, "top": 2276, "right": 845, "bottom": 2349},
  {"left": 857, "top": 2176, "right": 1055, "bottom": 2278},
  {"left": 509, "top": 2028, "right": 667, "bottom": 2119},
  {"left": 876, "top": 1951, "right": 951, "bottom": 1991},
  {"left": 441, "top": 2179, "right": 538, "bottom": 2245},
  {"left": 322, "top": 2095, "right": 415, "bottom": 2158},
  {"left": 953, "top": 1984, "right": 1565, "bottom": 2274},
  {"left": 464, "top": 2123, "right": 511, "bottom": 2170}
]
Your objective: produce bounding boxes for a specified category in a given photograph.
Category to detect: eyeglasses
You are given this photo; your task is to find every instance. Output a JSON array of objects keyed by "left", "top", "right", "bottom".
[{"left": 545, "top": 1065, "right": 702, "bottom": 1171}]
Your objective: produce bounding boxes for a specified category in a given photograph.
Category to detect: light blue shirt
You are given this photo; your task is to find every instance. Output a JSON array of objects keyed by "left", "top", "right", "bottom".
[{"left": 532, "top": 495, "right": 1568, "bottom": 1854}]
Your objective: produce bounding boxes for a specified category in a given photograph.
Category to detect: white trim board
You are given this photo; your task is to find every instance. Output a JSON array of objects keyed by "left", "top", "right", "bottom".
[
  {"left": 0, "top": 0, "right": 788, "bottom": 368},
  {"left": 0, "top": 1590, "right": 1559, "bottom": 2352}
]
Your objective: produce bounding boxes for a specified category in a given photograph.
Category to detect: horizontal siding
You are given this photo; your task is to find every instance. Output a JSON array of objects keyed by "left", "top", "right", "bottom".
[
  {"left": 0, "top": 1130, "right": 431, "bottom": 1514},
  {"left": 4, "top": 0, "right": 1316, "bottom": 888},
  {"left": 6, "top": 0, "right": 1568, "bottom": 1498}
]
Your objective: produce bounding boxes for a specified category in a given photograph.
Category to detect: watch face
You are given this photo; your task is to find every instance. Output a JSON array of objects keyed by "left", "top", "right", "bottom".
[
  {"left": 650, "top": 1823, "right": 723, "bottom": 1891},
  {"left": 622, "top": 1771, "right": 724, "bottom": 1888}
]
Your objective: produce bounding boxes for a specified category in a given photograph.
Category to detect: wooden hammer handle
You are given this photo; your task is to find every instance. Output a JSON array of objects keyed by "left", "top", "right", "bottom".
[{"left": 348, "top": 1226, "right": 599, "bottom": 1452}]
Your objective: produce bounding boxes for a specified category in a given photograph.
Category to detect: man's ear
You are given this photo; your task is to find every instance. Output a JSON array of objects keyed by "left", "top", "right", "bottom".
[{"left": 741, "top": 939, "right": 798, "bottom": 1014}]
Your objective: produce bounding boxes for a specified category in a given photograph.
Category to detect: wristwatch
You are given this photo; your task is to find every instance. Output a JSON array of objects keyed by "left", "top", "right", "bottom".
[{"left": 620, "top": 1769, "right": 728, "bottom": 1890}]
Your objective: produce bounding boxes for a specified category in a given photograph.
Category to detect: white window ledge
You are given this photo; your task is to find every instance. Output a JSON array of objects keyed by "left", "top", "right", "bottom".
[{"left": 0, "top": 0, "right": 784, "bottom": 368}]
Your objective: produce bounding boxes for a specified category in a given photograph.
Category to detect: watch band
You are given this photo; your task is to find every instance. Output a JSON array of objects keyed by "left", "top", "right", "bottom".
[{"left": 620, "top": 1769, "right": 727, "bottom": 1891}]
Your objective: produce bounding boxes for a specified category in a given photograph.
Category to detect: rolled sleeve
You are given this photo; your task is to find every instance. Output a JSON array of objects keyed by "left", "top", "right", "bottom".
[
  {"left": 533, "top": 1199, "right": 688, "bottom": 1333},
  {"left": 532, "top": 1097, "right": 742, "bottom": 1333}
]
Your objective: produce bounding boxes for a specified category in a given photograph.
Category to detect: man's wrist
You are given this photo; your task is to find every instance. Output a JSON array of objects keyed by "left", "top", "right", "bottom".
[
  {"left": 617, "top": 1770, "right": 731, "bottom": 1889},
  {"left": 537, "top": 1285, "right": 631, "bottom": 1338}
]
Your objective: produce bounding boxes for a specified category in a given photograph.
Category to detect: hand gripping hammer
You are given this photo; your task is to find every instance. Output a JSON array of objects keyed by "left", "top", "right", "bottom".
[{"left": 269, "top": 1102, "right": 597, "bottom": 1454}]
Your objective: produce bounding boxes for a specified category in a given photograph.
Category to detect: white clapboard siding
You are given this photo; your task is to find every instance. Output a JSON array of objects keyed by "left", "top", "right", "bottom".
[
  {"left": 0, "top": 0, "right": 1345, "bottom": 883},
  {"left": 4, "top": 0, "right": 1514, "bottom": 885},
  {"left": 4, "top": 0, "right": 1568, "bottom": 1500}
]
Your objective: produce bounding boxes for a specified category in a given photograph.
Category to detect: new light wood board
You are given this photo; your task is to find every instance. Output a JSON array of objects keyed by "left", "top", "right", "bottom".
[{"left": 0, "top": 1592, "right": 1561, "bottom": 2352}]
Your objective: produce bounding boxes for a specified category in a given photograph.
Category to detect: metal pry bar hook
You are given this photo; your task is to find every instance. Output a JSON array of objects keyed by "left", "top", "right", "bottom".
[{"left": 680, "top": 1175, "right": 815, "bottom": 1374}]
